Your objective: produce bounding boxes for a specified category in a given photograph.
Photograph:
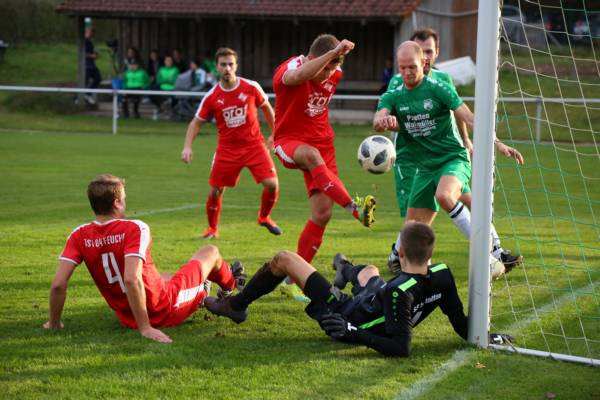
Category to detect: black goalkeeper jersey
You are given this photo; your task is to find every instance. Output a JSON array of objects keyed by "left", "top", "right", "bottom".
[{"left": 340, "top": 263, "right": 468, "bottom": 356}]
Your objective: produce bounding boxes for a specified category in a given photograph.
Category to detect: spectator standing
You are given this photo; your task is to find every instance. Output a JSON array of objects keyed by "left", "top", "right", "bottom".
[
  {"left": 84, "top": 27, "right": 101, "bottom": 104},
  {"left": 172, "top": 48, "right": 188, "bottom": 73},
  {"left": 147, "top": 49, "right": 163, "bottom": 84}
]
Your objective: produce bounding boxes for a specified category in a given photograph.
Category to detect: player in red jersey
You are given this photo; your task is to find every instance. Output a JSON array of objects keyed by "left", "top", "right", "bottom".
[
  {"left": 272, "top": 34, "right": 376, "bottom": 265},
  {"left": 43, "top": 174, "right": 246, "bottom": 343},
  {"left": 182, "top": 47, "right": 280, "bottom": 239}
]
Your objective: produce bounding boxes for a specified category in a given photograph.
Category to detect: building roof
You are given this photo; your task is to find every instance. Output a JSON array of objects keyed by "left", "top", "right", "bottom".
[{"left": 56, "top": 0, "right": 421, "bottom": 19}]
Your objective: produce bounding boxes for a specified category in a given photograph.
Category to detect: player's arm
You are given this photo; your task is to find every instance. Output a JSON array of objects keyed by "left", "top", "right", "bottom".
[
  {"left": 456, "top": 117, "right": 473, "bottom": 156},
  {"left": 319, "top": 313, "right": 410, "bottom": 357},
  {"left": 438, "top": 270, "right": 469, "bottom": 340},
  {"left": 453, "top": 104, "right": 524, "bottom": 165},
  {"left": 123, "top": 256, "right": 172, "bottom": 343},
  {"left": 260, "top": 100, "right": 276, "bottom": 151},
  {"left": 43, "top": 260, "right": 77, "bottom": 329},
  {"left": 373, "top": 108, "right": 398, "bottom": 132},
  {"left": 181, "top": 117, "right": 205, "bottom": 163},
  {"left": 282, "top": 39, "right": 354, "bottom": 86}
]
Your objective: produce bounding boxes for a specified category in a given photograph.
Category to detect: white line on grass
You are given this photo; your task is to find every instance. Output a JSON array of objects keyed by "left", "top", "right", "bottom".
[{"left": 393, "top": 280, "right": 599, "bottom": 400}]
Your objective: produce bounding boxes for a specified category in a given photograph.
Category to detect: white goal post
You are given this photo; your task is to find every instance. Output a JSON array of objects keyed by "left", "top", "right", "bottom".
[{"left": 469, "top": 0, "right": 599, "bottom": 367}]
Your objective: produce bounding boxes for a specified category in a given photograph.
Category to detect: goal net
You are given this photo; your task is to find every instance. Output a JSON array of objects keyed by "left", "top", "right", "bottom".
[{"left": 471, "top": 0, "right": 599, "bottom": 365}]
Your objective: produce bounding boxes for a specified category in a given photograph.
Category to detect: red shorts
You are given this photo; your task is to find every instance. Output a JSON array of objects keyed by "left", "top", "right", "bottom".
[
  {"left": 274, "top": 139, "right": 338, "bottom": 196},
  {"left": 209, "top": 142, "right": 277, "bottom": 187},
  {"left": 154, "top": 259, "right": 208, "bottom": 328}
]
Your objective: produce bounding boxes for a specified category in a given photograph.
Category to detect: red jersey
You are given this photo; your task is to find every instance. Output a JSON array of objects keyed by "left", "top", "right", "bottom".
[
  {"left": 60, "top": 219, "right": 168, "bottom": 328},
  {"left": 273, "top": 56, "right": 342, "bottom": 144},
  {"left": 195, "top": 78, "right": 269, "bottom": 149}
]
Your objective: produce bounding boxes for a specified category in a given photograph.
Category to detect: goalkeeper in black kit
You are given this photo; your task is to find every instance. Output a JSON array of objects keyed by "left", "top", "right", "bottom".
[{"left": 205, "top": 221, "right": 512, "bottom": 356}]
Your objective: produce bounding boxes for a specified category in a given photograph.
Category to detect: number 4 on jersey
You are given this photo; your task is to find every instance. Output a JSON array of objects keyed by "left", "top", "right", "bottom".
[{"left": 101, "top": 252, "right": 126, "bottom": 293}]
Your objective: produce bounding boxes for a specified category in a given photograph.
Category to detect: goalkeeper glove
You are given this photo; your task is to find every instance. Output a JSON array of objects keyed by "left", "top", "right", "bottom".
[
  {"left": 318, "top": 313, "right": 359, "bottom": 340},
  {"left": 489, "top": 332, "right": 516, "bottom": 345}
]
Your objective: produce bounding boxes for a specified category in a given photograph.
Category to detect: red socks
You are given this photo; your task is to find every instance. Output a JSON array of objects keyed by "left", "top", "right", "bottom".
[
  {"left": 206, "top": 194, "right": 222, "bottom": 229},
  {"left": 207, "top": 259, "right": 235, "bottom": 290},
  {"left": 259, "top": 188, "right": 278, "bottom": 219},
  {"left": 309, "top": 165, "right": 352, "bottom": 208},
  {"left": 297, "top": 220, "right": 326, "bottom": 263}
]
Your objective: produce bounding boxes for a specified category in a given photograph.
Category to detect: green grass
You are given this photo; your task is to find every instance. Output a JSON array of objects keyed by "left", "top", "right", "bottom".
[{"left": 1, "top": 119, "right": 599, "bottom": 399}]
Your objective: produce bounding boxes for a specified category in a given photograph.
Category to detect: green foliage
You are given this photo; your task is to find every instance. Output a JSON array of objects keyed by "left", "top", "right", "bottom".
[
  {"left": 0, "top": 0, "right": 117, "bottom": 44},
  {"left": 0, "top": 123, "right": 598, "bottom": 399}
]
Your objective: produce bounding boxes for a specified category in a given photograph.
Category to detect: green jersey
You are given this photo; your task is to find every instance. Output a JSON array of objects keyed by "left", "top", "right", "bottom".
[
  {"left": 123, "top": 68, "right": 150, "bottom": 89},
  {"left": 378, "top": 75, "right": 467, "bottom": 170},
  {"left": 156, "top": 66, "right": 179, "bottom": 91},
  {"left": 386, "top": 69, "right": 455, "bottom": 150}
]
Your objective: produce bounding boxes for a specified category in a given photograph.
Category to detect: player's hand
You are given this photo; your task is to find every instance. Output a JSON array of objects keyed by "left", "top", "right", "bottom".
[
  {"left": 489, "top": 332, "right": 516, "bottom": 345},
  {"left": 335, "top": 39, "right": 355, "bottom": 56},
  {"left": 265, "top": 135, "right": 275, "bottom": 152},
  {"left": 43, "top": 320, "right": 64, "bottom": 329},
  {"left": 373, "top": 115, "right": 398, "bottom": 132},
  {"left": 318, "top": 313, "right": 359, "bottom": 340},
  {"left": 181, "top": 147, "right": 193, "bottom": 164},
  {"left": 495, "top": 141, "right": 524, "bottom": 165},
  {"left": 140, "top": 326, "right": 172, "bottom": 343}
]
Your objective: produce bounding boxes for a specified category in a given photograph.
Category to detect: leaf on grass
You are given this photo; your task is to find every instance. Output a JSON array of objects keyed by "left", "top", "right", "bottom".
[
  {"left": 545, "top": 392, "right": 556, "bottom": 399},
  {"left": 475, "top": 362, "right": 486, "bottom": 369}
]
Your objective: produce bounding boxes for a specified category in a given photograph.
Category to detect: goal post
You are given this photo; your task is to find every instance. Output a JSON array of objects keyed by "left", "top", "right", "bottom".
[
  {"left": 467, "top": 0, "right": 501, "bottom": 348},
  {"left": 469, "top": 0, "right": 600, "bottom": 366}
]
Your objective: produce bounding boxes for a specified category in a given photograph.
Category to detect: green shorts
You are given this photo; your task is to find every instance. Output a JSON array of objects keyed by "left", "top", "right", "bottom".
[{"left": 406, "top": 158, "right": 472, "bottom": 212}]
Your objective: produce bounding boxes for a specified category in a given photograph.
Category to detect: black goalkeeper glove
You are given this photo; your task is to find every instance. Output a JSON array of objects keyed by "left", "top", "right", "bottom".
[
  {"left": 318, "top": 313, "right": 359, "bottom": 340},
  {"left": 489, "top": 332, "right": 516, "bottom": 345}
]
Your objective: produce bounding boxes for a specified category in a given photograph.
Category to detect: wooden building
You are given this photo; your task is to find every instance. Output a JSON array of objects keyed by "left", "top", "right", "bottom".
[{"left": 57, "top": 0, "right": 478, "bottom": 92}]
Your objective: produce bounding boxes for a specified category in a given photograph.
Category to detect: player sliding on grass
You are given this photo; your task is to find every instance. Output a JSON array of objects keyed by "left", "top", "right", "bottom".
[
  {"left": 384, "top": 28, "right": 523, "bottom": 277},
  {"left": 204, "top": 222, "right": 513, "bottom": 356},
  {"left": 374, "top": 41, "right": 525, "bottom": 278},
  {"left": 44, "top": 174, "right": 246, "bottom": 343},
  {"left": 182, "top": 47, "right": 281, "bottom": 239},
  {"left": 272, "top": 34, "right": 376, "bottom": 299}
]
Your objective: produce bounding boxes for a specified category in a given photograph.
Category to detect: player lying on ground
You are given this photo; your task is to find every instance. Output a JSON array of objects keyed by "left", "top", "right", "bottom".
[
  {"left": 374, "top": 41, "right": 525, "bottom": 279},
  {"left": 182, "top": 47, "right": 281, "bottom": 239},
  {"left": 44, "top": 174, "right": 246, "bottom": 343},
  {"left": 384, "top": 28, "right": 523, "bottom": 275},
  {"left": 204, "top": 222, "right": 513, "bottom": 356}
]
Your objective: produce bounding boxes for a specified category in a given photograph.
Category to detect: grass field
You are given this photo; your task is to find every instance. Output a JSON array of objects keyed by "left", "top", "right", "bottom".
[
  {"left": 0, "top": 115, "right": 598, "bottom": 399},
  {"left": 1, "top": 41, "right": 599, "bottom": 399}
]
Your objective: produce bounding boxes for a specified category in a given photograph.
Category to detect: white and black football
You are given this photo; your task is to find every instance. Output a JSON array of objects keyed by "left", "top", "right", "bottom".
[{"left": 357, "top": 135, "right": 396, "bottom": 174}]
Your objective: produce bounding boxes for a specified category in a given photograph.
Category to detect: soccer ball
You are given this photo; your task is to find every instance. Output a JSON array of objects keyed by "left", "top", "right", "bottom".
[{"left": 357, "top": 135, "right": 396, "bottom": 174}]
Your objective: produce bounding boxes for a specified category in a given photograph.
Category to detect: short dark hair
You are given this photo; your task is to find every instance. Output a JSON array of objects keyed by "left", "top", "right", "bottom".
[
  {"left": 215, "top": 47, "right": 238, "bottom": 63},
  {"left": 410, "top": 28, "right": 440, "bottom": 49},
  {"left": 87, "top": 174, "right": 124, "bottom": 215},
  {"left": 309, "top": 34, "right": 342, "bottom": 63},
  {"left": 401, "top": 222, "right": 436, "bottom": 265}
]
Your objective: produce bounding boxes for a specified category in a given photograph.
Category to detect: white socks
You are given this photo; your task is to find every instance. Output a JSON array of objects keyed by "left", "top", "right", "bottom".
[{"left": 449, "top": 201, "right": 471, "bottom": 239}]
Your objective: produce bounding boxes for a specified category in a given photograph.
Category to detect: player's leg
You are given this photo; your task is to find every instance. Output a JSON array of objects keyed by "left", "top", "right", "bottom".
[
  {"left": 160, "top": 245, "right": 244, "bottom": 327},
  {"left": 257, "top": 177, "right": 281, "bottom": 234},
  {"left": 203, "top": 186, "right": 224, "bottom": 239},
  {"left": 293, "top": 144, "right": 376, "bottom": 226},
  {"left": 204, "top": 148, "right": 244, "bottom": 238},
  {"left": 459, "top": 192, "right": 522, "bottom": 271},
  {"left": 333, "top": 253, "right": 380, "bottom": 289},
  {"left": 297, "top": 192, "right": 332, "bottom": 263},
  {"left": 205, "top": 251, "right": 333, "bottom": 322},
  {"left": 246, "top": 144, "right": 281, "bottom": 234}
]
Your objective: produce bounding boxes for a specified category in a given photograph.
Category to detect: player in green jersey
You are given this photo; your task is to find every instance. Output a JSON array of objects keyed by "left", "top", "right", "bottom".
[
  {"left": 374, "top": 41, "right": 524, "bottom": 278},
  {"left": 385, "top": 29, "right": 524, "bottom": 277}
]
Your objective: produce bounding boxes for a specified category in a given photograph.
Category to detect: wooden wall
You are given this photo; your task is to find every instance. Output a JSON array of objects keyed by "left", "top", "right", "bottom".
[{"left": 117, "top": 18, "right": 396, "bottom": 92}]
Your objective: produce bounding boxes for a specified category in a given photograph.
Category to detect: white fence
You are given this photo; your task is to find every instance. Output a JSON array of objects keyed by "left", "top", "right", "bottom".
[{"left": 1, "top": 85, "right": 599, "bottom": 140}]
